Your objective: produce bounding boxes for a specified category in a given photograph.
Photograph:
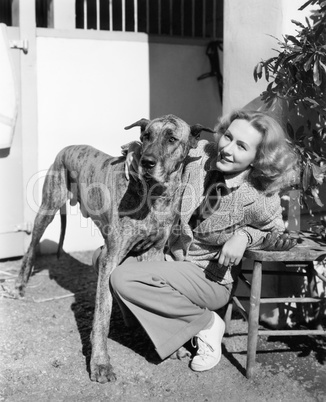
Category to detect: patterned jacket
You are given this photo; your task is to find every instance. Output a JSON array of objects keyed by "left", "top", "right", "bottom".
[{"left": 166, "top": 140, "right": 285, "bottom": 285}]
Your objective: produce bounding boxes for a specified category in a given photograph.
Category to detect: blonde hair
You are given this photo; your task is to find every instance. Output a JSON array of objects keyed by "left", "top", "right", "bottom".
[{"left": 214, "top": 110, "right": 299, "bottom": 194}]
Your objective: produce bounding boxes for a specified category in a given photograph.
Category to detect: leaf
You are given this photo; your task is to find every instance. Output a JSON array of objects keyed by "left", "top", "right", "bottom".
[
  {"left": 305, "top": 97, "right": 319, "bottom": 106},
  {"left": 285, "top": 35, "right": 301, "bottom": 46},
  {"left": 253, "top": 66, "right": 258, "bottom": 82},
  {"left": 286, "top": 122, "right": 294, "bottom": 139},
  {"left": 311, "top": 163, "right": 326, "bottom": 184},
  {"left": 304, "top": 54, "right": 314, "bottom": 72},
  {"left": 313, "top": 60, "right": 322, "bottom": 86},
  {"left": 302, "top": 194, "right": 310, "bottom": 211},
  {"left": 263, "top": 56, "right": 277, "bottom": 66},
  {"left": 302, "top": 163, "right": 312, "bottom": 191},
  {"left": 266, "top": 82, "right": 274, "bottom": 92},
  {"left": 311, "top": 187, "right": 324, "bottom": 207},
  {"left": 253, "top": 62, "right": 263, "bottom": 82},
  {"left": 299, "top": 0, "right": 315, "bottom": 11},
  {"left": 314, "top": 21, "right": 325, "bottom": 40},
  {"left": 264, "top": 65, "right": 270, "bottom": 81},
  {"left": 295, "top": 125, "right": 305, "bottom": 141},
  {"left": 291, "top": 19, "right": 305, "bottom": 29},
  {"left": 320, "top": 61, "right": 326, "bottom": 73}
]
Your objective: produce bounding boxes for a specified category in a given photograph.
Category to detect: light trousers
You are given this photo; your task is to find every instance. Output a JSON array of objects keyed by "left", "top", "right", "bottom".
[{"left": 109, "top": 258, "right": 232, "bottom": 359}]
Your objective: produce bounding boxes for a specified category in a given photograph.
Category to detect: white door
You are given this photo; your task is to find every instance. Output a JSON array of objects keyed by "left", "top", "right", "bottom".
[{"left": 0, "top": 26, "right": 26, "bottom": 259}]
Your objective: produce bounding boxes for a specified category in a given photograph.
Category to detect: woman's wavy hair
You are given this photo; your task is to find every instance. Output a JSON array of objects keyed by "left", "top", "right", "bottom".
[{"left": 214, "top": 110, "right": 299, "bottom": 194}]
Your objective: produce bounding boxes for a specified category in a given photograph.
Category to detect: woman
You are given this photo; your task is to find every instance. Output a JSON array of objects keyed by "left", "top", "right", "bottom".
[{"left": 97, "top": 110, "right": 298, "bottom": 372}]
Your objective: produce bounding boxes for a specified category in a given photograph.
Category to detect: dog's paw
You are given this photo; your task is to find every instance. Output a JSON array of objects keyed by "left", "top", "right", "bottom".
[
  {"left": 90, "top": 363, "right": 117, "bottom": 383},
  {"left": 13, "top": 281, "right": 26, "bottom": 298},
  {"left": 169, "top": 346, "right": 192, "bottom": 360},
  {"left": 1, "top": 282, "right": 24, "bottom": 300}
]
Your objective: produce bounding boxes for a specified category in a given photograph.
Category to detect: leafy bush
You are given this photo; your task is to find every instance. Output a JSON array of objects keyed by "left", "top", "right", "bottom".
[{"left": 253, "top": 0, "right": 326, "bottom": 209}]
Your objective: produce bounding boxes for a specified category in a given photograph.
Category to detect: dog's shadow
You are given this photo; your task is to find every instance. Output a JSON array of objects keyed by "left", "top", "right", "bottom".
[{"left": 32, "top": 247, "right": 155, "bottom": 372}]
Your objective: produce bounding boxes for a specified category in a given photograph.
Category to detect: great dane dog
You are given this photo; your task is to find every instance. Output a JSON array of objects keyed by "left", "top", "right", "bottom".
[{"left": 15, "top": 114, "right": 215, "bottom": 383}]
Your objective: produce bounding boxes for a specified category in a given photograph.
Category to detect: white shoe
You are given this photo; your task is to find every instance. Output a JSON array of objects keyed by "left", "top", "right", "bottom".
[{"left": 190, "top": 312, "right": 225, "bottom": 372}]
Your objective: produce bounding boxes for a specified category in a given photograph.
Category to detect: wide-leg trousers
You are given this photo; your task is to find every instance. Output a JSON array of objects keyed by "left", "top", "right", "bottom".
[{"left": 109, "top": 258, "right": 232, "bottom": 360}]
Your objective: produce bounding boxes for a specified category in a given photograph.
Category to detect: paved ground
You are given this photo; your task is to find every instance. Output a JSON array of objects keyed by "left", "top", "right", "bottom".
[{"left": 1, "top": 251, "right": 326, "bottom": 401}]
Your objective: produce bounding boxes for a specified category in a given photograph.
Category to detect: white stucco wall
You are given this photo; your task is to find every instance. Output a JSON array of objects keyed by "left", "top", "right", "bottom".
[
  {"left": 223, "top": 0, "right": 310, "bottom": 113},
  {"left": 33, "top": 34, "right": 150, "bottom": 253}
]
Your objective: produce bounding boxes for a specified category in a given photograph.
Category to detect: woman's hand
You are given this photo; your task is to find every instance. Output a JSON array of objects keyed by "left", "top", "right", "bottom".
[
  {"left": 217, "top": 232, "right": 248, "bottom": 268},
  {"left": 121, "top": 141, "right": 142, "bottom": 180},
  {"left": 260, "top": 230, "right": 297, "bottom": 251}
]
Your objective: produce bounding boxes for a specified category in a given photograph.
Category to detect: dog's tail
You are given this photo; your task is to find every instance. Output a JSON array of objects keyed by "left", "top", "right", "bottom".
[{"left": 57, "top": 204, "right": 67, "bottom": 259}]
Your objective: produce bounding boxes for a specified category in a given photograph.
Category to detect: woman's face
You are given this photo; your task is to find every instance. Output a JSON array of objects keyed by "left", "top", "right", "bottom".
[{"left": 216, "top": 119, "right": 262, "bottom": 174}]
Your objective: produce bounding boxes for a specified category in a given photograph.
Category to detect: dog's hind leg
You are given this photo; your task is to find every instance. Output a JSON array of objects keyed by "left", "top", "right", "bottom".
[
  {"left": 57, "top": 204, "right": 67, "bottom": 259},
  {"left": 15, "top": 206, "right": 59, "bottom": 296},
  {"left": 15, "top": 166, "right": 69, "bottom": 297}
]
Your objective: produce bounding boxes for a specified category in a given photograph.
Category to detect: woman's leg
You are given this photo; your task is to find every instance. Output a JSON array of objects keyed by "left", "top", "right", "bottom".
[{"left": 109, "top": 260, "right": 231, "bottom": 360}]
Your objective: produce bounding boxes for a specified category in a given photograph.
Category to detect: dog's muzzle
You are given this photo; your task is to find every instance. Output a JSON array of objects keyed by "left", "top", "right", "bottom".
[{"left": 139, "top": 156, "right": 157, "bottom": 181}]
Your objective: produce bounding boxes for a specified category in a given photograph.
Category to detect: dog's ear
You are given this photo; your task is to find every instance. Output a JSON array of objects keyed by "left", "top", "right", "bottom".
[
  {"left": 124, "top": 119, "right": 149, "bottom": 136},
  {"left": 189, "top": 124, "right": 216, "bottom": 148}
]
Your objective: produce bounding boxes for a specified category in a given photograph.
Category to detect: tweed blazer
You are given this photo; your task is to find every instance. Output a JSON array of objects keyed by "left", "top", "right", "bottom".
[{"left": 166, "top": 140, "right": 285, "bottom": 285}]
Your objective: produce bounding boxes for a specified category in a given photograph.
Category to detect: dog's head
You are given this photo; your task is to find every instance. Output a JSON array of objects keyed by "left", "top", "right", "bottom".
[{"left": 125, "top": 114, "right": 215, "bottom": 183}]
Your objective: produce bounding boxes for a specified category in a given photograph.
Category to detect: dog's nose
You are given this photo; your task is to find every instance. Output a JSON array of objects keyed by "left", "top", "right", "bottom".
[{"left": 141, "top": 156, "right": 156, "bottom": 169}]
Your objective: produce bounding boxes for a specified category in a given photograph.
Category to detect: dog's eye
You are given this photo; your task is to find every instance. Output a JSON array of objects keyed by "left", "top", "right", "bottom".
[
  {"left": 169, "top": 137, "right": 177, "bottom": 143},
  {"left": 142, "top": 133, "right": 150, "bottom": 141}
]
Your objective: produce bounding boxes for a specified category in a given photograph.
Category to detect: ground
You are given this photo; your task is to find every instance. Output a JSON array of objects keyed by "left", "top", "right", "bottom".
[{"left": 1, "top": 251, "right": 326, "bottom": 402}]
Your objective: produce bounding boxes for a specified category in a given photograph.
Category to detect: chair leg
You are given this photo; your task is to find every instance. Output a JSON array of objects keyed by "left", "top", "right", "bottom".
[
  {"left": 224, "top": 299, "right": 233, "bottom": 335},
  {"left": 246, "top": 260, "right": 262, "bottom": 379},
  {"left": 307, "top": 262, "right": 322, "bottom": 327}
]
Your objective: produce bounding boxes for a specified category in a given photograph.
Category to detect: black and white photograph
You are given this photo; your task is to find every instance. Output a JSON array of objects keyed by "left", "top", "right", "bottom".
[{"left": 1, "top": 1, "right": 326, "bottom": 400}]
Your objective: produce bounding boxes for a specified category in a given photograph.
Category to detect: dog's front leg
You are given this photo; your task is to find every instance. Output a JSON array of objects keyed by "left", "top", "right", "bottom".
[{"left": 90, "top": 247, "right": 117, "bottom": 383}]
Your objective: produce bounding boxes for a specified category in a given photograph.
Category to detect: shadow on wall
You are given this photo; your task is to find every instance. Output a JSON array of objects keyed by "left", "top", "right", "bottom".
[
  {"left": 0, "top": 148, "right": 10, "bottom": 158},
  {"left": 148, "top": 40, "right": 222, "bottom": 131}
]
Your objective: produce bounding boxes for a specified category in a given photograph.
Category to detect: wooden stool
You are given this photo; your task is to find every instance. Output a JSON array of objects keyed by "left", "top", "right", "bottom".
[{"left": 224, "top": 233, "right": 326, "bottom": 378}]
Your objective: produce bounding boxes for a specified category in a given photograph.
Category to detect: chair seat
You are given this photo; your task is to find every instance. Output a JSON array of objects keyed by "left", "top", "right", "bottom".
[{"left": 244, "top": 232, "right": 326, "bottom": 262}]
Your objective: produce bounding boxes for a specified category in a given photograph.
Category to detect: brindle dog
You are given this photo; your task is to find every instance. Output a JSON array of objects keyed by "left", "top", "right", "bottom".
[{"left": 15, "top": 114, "right": 215, "bottom": 383}]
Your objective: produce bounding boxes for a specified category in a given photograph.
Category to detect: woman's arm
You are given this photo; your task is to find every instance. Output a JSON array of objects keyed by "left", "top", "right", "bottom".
[
  {"left": 215, "top": 192, "right": 289, "bottom": 267},
  {"left": 245, "top": 192, "right": 285, "bottom": 248},
  {"left": 215, "top": 232, "right": 249, "bottom": 267}
]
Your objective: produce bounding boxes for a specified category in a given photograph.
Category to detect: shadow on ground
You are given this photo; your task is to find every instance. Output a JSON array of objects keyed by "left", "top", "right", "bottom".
[{"left": 32, "top": 250, "right": 162, "bottom": 371}]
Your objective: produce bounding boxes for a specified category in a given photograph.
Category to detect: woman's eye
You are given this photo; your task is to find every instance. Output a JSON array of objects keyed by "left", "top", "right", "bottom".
[
  {"left": 224, "top": 133, "right": 231, "bottom": 140},
  {"left": 238, "top": 144, "right": 246, "bottom": 150}
]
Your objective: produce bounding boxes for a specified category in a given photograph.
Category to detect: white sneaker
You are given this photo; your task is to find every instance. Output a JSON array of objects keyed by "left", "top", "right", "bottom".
[{"left": 190, "top": 312, "right": 225, "bottom": 372}]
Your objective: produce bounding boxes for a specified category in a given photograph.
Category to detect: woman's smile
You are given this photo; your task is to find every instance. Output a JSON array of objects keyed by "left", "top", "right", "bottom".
[{"left": 219, "top": 153, "right": 233, "bottom": 164}]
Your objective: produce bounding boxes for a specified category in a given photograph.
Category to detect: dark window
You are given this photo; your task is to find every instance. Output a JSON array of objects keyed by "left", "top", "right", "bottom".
[
  {"left": 1, "top": 0, "right": 223, "bottom": 39},
  {"left": 75, "top": 0, "right": 223, "bottom": 39},
  {"left": 0, "top": 0, "right": 12, "bottom": 26}
]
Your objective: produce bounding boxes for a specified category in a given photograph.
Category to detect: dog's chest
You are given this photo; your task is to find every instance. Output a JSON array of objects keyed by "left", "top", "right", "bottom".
[
  {"left": 119, "top": 198, "right": 176, "bottom": 230},
  {"left": 118, "top": 192, "right": 178, "bottom": 243}
]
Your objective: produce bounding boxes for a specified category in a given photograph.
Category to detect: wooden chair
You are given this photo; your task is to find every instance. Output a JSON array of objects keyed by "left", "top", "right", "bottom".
[{"left": 224, "top": 232, "right": 326, "bottom": 378}]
